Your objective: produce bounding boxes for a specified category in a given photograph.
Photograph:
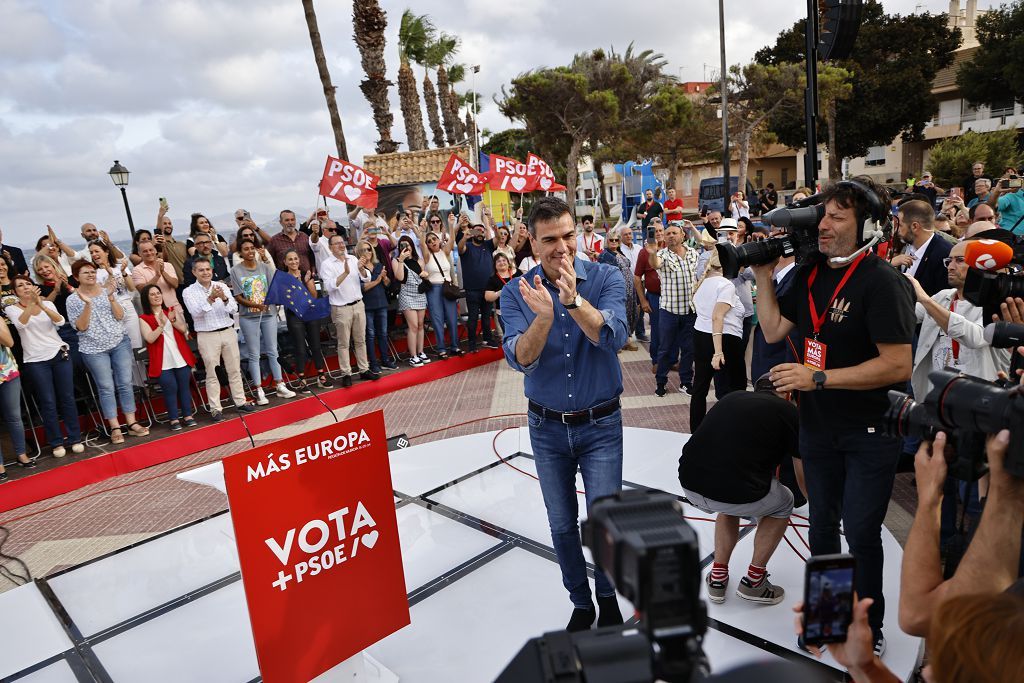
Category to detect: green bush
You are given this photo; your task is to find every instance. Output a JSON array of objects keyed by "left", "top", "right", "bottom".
[{"left": 927, "top": 129, "right": 1021, "bottom": 187}]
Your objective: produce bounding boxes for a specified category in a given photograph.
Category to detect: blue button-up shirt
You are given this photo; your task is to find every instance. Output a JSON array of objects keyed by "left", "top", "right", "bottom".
[{"left": 500, "top": 257, "right": 629, "bottom": 412}]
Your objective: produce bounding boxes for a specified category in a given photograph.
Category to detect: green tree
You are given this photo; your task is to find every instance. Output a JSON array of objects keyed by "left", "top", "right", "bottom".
[
  {"left": 715, "top": 62, "right": 804, "bottom": 193},
  {"left": 352, "top": 0, "right": 399, "bottom": 154},
  {"left": 397, "top": 10, "right": 432, "bottom": 151},
  {"left": 755, "top": 2, "right": 960, "bottom": 162},
  {"left": 499, "top": 66, "right": 619, "bottom": 215},
  {"left": 817, "top": 63, "right": 854, "bottom": 179},
  {"left": 957, "top": 0, "right": 1024, "bottom": 106},
  {"left": 925, "top": 129, "right": 1021, "bottom": 187}
]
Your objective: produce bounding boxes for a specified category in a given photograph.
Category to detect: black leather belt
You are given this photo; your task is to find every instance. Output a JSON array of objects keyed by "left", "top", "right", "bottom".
[
  {"left": 343, "top": 299, "right": 362, "bottom": 306},
  {"left": 528, "top": 399, "right": 620, "bottom": 425},
  {"left": 201, "top": 325, "right": 233, "bottom": 333}
]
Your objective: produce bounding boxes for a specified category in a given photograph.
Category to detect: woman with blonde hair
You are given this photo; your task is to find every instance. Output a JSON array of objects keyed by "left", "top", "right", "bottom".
[{"left": 689, "top": 248, "right": 747, "bottom": 430}]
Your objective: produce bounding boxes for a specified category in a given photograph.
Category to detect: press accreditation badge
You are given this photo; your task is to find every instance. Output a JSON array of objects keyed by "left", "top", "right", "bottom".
[{"left": 804, "top": 338, "right": 827, "bottom": 371}]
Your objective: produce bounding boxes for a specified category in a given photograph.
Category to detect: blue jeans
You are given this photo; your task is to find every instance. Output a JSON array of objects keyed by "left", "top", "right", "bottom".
[
  {"left": 799, "top": 428, "right": 900, "bottom": 634},
  {"left": 646, "top": 292, "right": 660, "bottom": 363},
  {"left": 465, "top": 289, "right": 493, "bottom": 348},
  {"left": 158, "top": 366, "right": 194, "bottom": 421},
  {"left": 365, "top": 307, "right": 390, "bottom": 370},
  {"left": 22, "top": 351, "right": 82, "bottom": 447},
  {"left": 0, "top": 376, "right": 26, "bottom": 456},
  {"left": 528, "top": 407, "right": 624, "bottom": 608},
  {"left": 426, "top": 286, "right": 459, "bottom": 352},
  {"left": 656, "top": 310, "right": 696, "bottom": 386},
  {"left": 239, "top": 314, "right": 283, "bottom": 385},
  {"left": 82, "top": 336, "right": 136, "bottom": 420}
]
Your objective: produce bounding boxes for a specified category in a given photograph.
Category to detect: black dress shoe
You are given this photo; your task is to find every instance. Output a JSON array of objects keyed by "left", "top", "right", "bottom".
[
  {"left": 0, "top": 471, "right": 8, "bottom": 482},
  {"left": 566, "top": 606, "right": 596, "bottom": 632},
  {"left": 342, "top": 375, "right": 353, "bottom": 388},
  {"left": 360, "top": 370, "right": 381, "bottom": 381},
  {"left": 596, "top": 595, "right": 623, "bottom": 627}
]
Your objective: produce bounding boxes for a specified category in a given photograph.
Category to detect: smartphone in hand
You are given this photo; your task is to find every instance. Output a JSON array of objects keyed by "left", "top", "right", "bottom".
[
  {"left": 159, "top": 197, "right": 169, "bottom": 210},
  {"left": 802, "top": 553, "right": 856, "bottom": 647}
]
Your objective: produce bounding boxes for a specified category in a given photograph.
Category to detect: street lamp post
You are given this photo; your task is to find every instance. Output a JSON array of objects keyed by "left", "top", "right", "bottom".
[
  {"left": 108, "top": 160, "right": 137, "bottom": 239},
  {"left": 718, "top": 0, "right": 730, "bottom": 193}
]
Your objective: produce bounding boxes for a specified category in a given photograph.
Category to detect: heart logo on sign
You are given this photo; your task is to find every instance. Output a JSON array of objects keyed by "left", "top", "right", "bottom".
[
  {"left": 539, "top": 177, "right": 552, "bottom": 191},
  {"left": 361, "top": 530, "right": 379, "bottom": 549},
  {"left": 343, "top": 186, "right": 362, "bottom": 202},
  {"left": 455, "top": 182, "right": 475, "bottom": 193},
  {"left": 510, "top": 177, "right": 527, "bottom": 192}
]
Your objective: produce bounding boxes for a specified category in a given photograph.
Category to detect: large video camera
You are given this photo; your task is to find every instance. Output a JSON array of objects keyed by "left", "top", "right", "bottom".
[
  {"left": 496, "top": 490, "right": 709, "bottom": 683},
  {"left": 962, "top": 231, "right": 1024, "bottom": 322},
  {"left": 715, "top": 179, "right": 890, "bottom": 279},
  {"left": 884, "top": 369, "right": 1024, "bottom": 481}
]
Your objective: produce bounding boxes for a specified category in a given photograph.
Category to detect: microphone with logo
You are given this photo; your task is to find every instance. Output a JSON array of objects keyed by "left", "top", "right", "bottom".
[{"left": 962, "top": 238, "right": 1024, "bottom": 322}]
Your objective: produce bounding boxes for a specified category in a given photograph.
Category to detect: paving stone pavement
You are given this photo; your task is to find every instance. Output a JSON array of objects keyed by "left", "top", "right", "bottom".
[{"left": 0, "top": 342, "right": 917, "bottom": 594}]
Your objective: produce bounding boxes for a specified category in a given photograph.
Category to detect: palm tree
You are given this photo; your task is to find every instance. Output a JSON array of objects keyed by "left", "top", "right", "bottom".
[
  {"left": 431, "top": 41, "right": 460, "bottom": 146},
  {"left": 352, "top": 0, "right": 399, "bottom": 154},
  {"left": 421, "top": 34, "right": 458, "bottom": 148},
  {"left": 301, "top": 0, "right": 349, "bottom": 160},
  {"left": 446, "top": 63, "right": 467, "bottom": 141},
  {"left": 397, "top": 10, "right": 431, "bottom": 152}
]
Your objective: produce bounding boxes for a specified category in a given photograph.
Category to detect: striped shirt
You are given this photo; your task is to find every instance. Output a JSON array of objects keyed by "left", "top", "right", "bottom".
[{"left": 655, "top": 247, "right": 698, "bottom": 315}]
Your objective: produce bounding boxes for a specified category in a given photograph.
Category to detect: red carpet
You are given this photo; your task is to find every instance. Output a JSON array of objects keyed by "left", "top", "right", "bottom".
[{"left": 0, "top": 349, "right": 503, "bottom": 515}]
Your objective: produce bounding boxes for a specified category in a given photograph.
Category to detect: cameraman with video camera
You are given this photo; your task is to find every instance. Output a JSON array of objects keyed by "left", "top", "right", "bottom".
[{"left": 754, "top": 177, "right": 916, "bottom": 655}]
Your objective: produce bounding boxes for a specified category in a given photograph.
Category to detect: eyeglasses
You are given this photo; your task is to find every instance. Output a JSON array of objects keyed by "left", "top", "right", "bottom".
[
  {"left": 195, "top": 240, "right": 213, "bottom": 246},
  {"left": 607, "top": 239, "right": 620, "bottom": 243},
  {"left": 942, "top": 256, "right": 966, "bottom": 267},
  {"left": 430, "top": 219, "right": 441, "bottom": 224}
]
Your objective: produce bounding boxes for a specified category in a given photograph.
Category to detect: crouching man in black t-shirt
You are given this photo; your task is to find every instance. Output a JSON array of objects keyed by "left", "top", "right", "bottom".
[
  {"left": 753, "top": 178, "right": 915, "bottom": 657},
  {"left": 679, "top": 376, "right": 802, "bottom": 607}
]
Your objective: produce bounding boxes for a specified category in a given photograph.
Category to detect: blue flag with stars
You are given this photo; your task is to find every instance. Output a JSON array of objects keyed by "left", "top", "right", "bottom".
[{"left": 264, "top": 271, "right": 330, "bottom": 321}]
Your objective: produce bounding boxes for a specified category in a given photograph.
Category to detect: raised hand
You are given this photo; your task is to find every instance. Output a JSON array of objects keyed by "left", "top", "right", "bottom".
[
  {"left": 555, "top": 254, "right": 578, "bottom": 305},
  {"left": 519, "top": 274, "right": 554, "bottom": 318}
]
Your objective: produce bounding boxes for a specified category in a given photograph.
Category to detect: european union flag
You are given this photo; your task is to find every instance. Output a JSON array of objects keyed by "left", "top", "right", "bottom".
[{"left": 265, "top": 271, "right": 331, "bottom": 321}]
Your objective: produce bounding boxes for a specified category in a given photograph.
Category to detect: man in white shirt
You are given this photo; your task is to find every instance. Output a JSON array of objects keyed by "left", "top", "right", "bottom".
[
  {"left": 907, "top": 239, "right": 1009, "bottom": 401},
  {"left": 182, "top": 260, "right": 253, "bottom": 421},
  {"left": 320, "top": 235, "right": 378, "bottom": 387},
  {"left": 74, "top": 223, "right": 126, "bottom": 263}
]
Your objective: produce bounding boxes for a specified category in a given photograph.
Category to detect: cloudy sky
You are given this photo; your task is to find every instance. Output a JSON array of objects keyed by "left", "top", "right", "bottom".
[{"left": 0, "top": 0, "right": 988, "bottom": 248}]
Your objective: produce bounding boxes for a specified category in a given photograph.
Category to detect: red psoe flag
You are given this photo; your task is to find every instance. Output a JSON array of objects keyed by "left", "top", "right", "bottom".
[
  {"left": 319, "top": 156, "right": 380, "bottom": 208},
  {"left": 437, "top": 153, "right": 490, "bottom": 195},
  {"left": 488, "top": 153, "right": 538, "bottom": 193},
  {"left": 526, "top": 152, "right": 566, "bottom": 192}
]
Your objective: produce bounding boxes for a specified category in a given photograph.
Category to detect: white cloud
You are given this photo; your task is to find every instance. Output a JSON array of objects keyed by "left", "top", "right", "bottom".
[{"left": 0, "top": 0, "right": 987, "bottom": 248}]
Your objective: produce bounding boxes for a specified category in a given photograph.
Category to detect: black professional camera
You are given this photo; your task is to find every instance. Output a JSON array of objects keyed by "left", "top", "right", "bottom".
[
  {"left": 962, "top": 231, "right": 1024, "bottom": 322},
  {"left": 884, "top": 370, "right": 1024, "bottom": 481},
  {"left": 714, "top": 179, "right": 891, "bottom": 279},
  {"left": 496, "top": 491, "right": 709, "bottom": 683}
]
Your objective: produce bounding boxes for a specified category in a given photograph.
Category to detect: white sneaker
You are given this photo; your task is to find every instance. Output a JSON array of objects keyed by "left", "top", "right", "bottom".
[
  {"left": 276, "top": 382, "right": 296, "bottom": 399},
  {"left": 418, "top": 352, "right": 431, "bottom": 364},
  {"left": 53, "top": 446, "right": 66, "bottom": 458},
  {"left": 409, "top": 356, "right": 423, "bottom": 367},
  {"left": 71, "top": 443, "right": 85, "bottom": 454},
  {"left": 256, "top": 388, "right": 270, "bottom": 406}
]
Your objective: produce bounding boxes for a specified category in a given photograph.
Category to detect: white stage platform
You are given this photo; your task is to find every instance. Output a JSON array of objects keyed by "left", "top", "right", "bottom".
[{"left": 0, "top": 427, "right": 921, "bottom": 682}]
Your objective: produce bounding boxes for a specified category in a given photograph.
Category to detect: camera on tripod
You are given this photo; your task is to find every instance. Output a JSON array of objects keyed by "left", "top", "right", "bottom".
[
  {"left": 496, "top": 490, "right": 709, "bottom": 683},
  {"left": 884, "top": 369, "right": 1024, "bottom": 481}
]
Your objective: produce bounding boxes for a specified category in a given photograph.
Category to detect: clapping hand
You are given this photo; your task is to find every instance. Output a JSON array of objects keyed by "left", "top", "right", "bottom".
[
  {"left": 519, "top": 274, "right": 553, "bottom": 318},
  {"left": 155, "top": 308, "right": 166, "bottom": 328},
  {"left": 555, "top": 254, "right": 578, "bottom": 306}
]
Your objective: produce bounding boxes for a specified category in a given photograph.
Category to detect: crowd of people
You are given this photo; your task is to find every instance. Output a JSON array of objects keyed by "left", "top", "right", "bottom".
[
  {"left": 496, "top": 168, "right": 1024, "bottom": 682},
  {"left": 0, "top": 196, "right": 546, "bottom": 479},
  {"left": 2, "top": 161, "right": 1024, "bottom": 680}
]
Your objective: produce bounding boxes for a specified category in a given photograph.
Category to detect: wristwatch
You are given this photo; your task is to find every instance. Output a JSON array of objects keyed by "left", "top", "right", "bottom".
[
  {"left": 565, "top": 293, "right": 583, "bottom": 310},
  {"left": 813, "top": 370, "right": 827, "bottom": 391}
]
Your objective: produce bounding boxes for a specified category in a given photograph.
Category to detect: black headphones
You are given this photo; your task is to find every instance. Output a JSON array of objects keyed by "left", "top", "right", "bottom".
[{"left": 835, "top": 179, "right": 890, "bottom": 246}]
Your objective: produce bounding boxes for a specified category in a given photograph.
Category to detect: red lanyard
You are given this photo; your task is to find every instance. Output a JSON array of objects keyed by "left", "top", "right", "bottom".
[
  {"left": 497, "top": 273, "right": 510, "bottom": 286},
  {"left": 807, "top": 253, "right": 867, "bottom": 338},
  {"left": 949, "top": 294, "right": 960, "bottom": 362}
]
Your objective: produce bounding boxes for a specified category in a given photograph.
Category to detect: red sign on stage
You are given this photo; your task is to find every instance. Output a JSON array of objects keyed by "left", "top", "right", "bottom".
[
  {"left": 318, "top": 156, "right": 380, "bottom": 208},
  {"left": 223, "top": 411, "right": 409, "bottom": 683}
]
